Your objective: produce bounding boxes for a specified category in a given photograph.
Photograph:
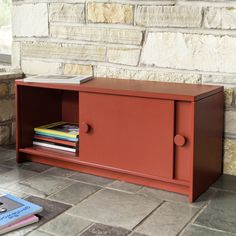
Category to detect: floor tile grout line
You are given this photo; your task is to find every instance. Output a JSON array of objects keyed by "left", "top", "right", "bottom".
[
  {"left": 45, "top": 174, "right": 115, "bottom": 199},
  {"left": 135, "top": 188, "right": 199, "bottom": 207},
  {"left": 38, "top": 166, "right": 59, "bottom": 175},
  {"left": 39, "top": 166, "right": 76, "bottom": 178},
  {"left": 135, "top": 185, "right": 146, "bottom": 193},
  {"left": 132, "top": 200, "right": 166, "bottom": 231},
  {"left": 64, "top": 212, "right": 116, "bottom": 229},
  {"left": 8, "top": 170, "right": 103, "bottom": 198},
  {"left": 43, "top": 197, "right": 73, "bottom": 207},
  {"left": 192, "top": 222, "right": 236, "bottom": 234},
  {"left": 36, "top": 227, "right": 60, "bottom": 236},
  {"left": 104, "top": 186, "right": 143, "bottom": 194},
  {"left": 38, "top": 170, "right": 116, "bottom": 188},
  {"left": 25, "top": 227, "right": 54, "bottom": 236},
  {"left": 65, "top": 187, "right": 105, "bottom": 213},
  {"left": 138, "top": 195, "right": 202, "bottom": 209},
  {"left": 210, "top": 186, "right": 236, "bottom": 195},
  {"left": 33, "top": 230, "right": 55, "bottom": 236},
  {"left": 102, "top": 179, "right": 119, "bottom": 188},
  {"left": 4, "top": 174, "right": 75, "bottom": 199},
  {"left": 5, "top": 169, "right": 46, "bottom": 188},
  {"left": 134, "top": 187, "right": 206, "bottom": 208},
  {"left": 31, "top": 209, "right": 78, "bottom": 235},
  {"left": 176, "top": 206, "right": 203, "bottom": 236},
  {"left": 45, "top": 178, "right": 84, "bottom": 199},
  {"left": 3, "top": 171, "right": 79, "bottom": 199},
  {"left": 127, "top": 230, "right": 143, "bottom": 236},
  {"left": 36, "top": 213, "right": 74, "bottom": 236},
  {"left": 65, "top": 178, "right": 113, "bottom": 188},
  {"left": 47, "top": 185, "right": 102, "bottom": 207},
  {"left": 177, "top": 196, "right": 214, "bottom": 236},
  {"left": 77, "top": 222, "right": 96, "bottom": 236},
  {"left": 3, "top": 170, "right": 111, "bottom": 203},
  {"left": 64, "top": 213, "right": 133, "bottom": 235},
  {"left": 104, "top": 180, "right": 144, "bottom": 192}
]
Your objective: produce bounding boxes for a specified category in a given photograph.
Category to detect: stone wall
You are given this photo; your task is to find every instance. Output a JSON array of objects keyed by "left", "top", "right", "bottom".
[
  {"left": 0, "top": 70, "right": 23, "bottom": 145},
  {"left": 12, "top": 0, "right": 236, "bottom": 175}
]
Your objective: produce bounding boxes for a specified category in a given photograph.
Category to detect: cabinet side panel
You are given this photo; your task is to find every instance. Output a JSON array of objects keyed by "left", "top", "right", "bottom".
[
  {"left": 192, "top": 92, "right": 224, "bottom": 201},
  {"left": 175, "top": 101, "right": 193, "bottom": 182}
]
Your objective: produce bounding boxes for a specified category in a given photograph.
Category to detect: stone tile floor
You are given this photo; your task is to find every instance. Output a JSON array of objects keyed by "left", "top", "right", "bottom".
[{"left": 0, "top": 146, "right": 236, "bottom": 236}]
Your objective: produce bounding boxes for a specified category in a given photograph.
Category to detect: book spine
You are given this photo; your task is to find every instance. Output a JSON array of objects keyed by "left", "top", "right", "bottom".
[
  {"left": 35, "top": 132, "right": 78, "bottom": 141},
  {"left": 34, "top": 135, "right": 77, "bottom": 147},
  {"left": 34, "top": 128, "right": 78, "bottom": 138},
  {"left": 33, "top": 141, "right": 76, "bottom": 153}
]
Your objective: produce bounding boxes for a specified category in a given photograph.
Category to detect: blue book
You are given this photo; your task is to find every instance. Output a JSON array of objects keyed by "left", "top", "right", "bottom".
[
  {"left": 0, "top": 192, "right": 43, "bottom": 230},
  {"left": 35, "top": 131, "right": 78, "bottom": 142}
]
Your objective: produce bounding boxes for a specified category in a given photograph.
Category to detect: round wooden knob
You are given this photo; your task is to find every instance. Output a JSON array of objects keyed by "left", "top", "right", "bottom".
[
  {"left": 81, "top": 122, "right": 90, "bottom": 133},
  {"left": 174, "top": 134, "right": 186, "bottom": 146}
]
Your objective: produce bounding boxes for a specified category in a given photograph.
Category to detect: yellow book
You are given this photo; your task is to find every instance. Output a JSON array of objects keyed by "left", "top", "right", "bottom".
[{"left": 34, "top": 121, "right": 79, "bottom": 138}]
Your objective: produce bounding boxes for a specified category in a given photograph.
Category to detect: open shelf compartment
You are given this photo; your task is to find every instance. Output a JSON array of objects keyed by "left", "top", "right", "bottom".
[{"left": 16, "top": 84, "right": 79, "bottom": 161}]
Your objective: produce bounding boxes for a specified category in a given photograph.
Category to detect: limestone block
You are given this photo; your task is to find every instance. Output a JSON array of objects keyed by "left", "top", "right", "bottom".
[
  {"left": 224, "top": 88, "right": 235, "bottom": 106},
  {"left": 223, "top": 7, "right": 236, "bottom": 29},
  {"left": 12, "top": 3, "right": 48, "bottom": 37},
  {"left": 204, "top": 7, "right": 236, "bottom": 29},
  {"left": 225, "top": 110, "right": 236, "bottom": 135},
  {"left": 87, "top": 3, "right": 133, "bottom": 24},
  {"left": 49, "top": 3, "right": 85, "bottom": 23},
  {"left": 50, "top": 25, "right": 143, "bottom": 45},
  {"left": 202, "top": 76, "right": 235, "bottom": 106},
  {"left": 64, "top": 64, "right": 93, "bottom": 76},
  {"left": 141, "top": 32, "right": 236, "bottom": 73},
  {"left": 95, "top": 65, "right": 201, "bottom": 84},
  {"left": 224, "top": 139, "right": 236, "bottom": 175},
  {"left": 107, "top": 48, "right": 140, "bottom": 66},
  {"left": 22, "top": 60, "right": 62, "bottom": 75},
  {"left": 203, "top": 7, "right": 222, "bottom": 29},
  {"left": 136, "top": 6, "right": 202, "bottom": 27},
  {"left": 0, "top": 99, "right": 15, "bottom": 122},
  {"left": 12, "top": 42, "right": 21, "bottom": 69},
  {"left": 202, "top": 75, "right": 236, "bottom": 84},
  {"left": 220, "top": 36, "right": 236, "bottom": 73},
  {"left": 0, "top": 83, "right": 9, "bottom": 98},
  {"left": 0, "top": 126, "right": 10, "bottom": 145},
  {"left": 21, "top": 42, "right": 106, "bottom": 62}
]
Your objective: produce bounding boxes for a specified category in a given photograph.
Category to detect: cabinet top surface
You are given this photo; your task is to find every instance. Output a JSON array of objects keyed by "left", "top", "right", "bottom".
[{"left": 16, "top": 77, "right": 223, "bottom": 101}]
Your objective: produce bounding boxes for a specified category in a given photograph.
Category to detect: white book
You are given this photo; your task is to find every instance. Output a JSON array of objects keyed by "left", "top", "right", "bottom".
[
  {"left": 33, "top": 141, "right": 76, "bottom": 153},
  {"left": 23, "top": 75, "right": 93, "bottom": 84}
]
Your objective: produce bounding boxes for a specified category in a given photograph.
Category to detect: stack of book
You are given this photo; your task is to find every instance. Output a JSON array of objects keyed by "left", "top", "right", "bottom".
[
  {"left": 33, "top": 121, "right": 79, "bottom": 153},
  {"left": 0, "top": 192, "right": 43, "bottom": 234}
]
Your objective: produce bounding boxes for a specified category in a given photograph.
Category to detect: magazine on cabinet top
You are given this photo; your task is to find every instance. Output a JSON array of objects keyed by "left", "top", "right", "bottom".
[{"left": 23, "top": 74, "right": 93, "bottom": 84}]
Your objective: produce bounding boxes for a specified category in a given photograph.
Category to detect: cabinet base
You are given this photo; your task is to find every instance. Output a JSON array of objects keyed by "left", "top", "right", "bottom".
[{"left": 19, "top": 152, "right": 193, "bottom": 202}]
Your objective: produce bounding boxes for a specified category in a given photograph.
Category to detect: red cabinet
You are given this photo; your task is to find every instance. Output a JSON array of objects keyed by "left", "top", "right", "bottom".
[{"left": 16, "top": 78, "right": 224, "bottom": 202}]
